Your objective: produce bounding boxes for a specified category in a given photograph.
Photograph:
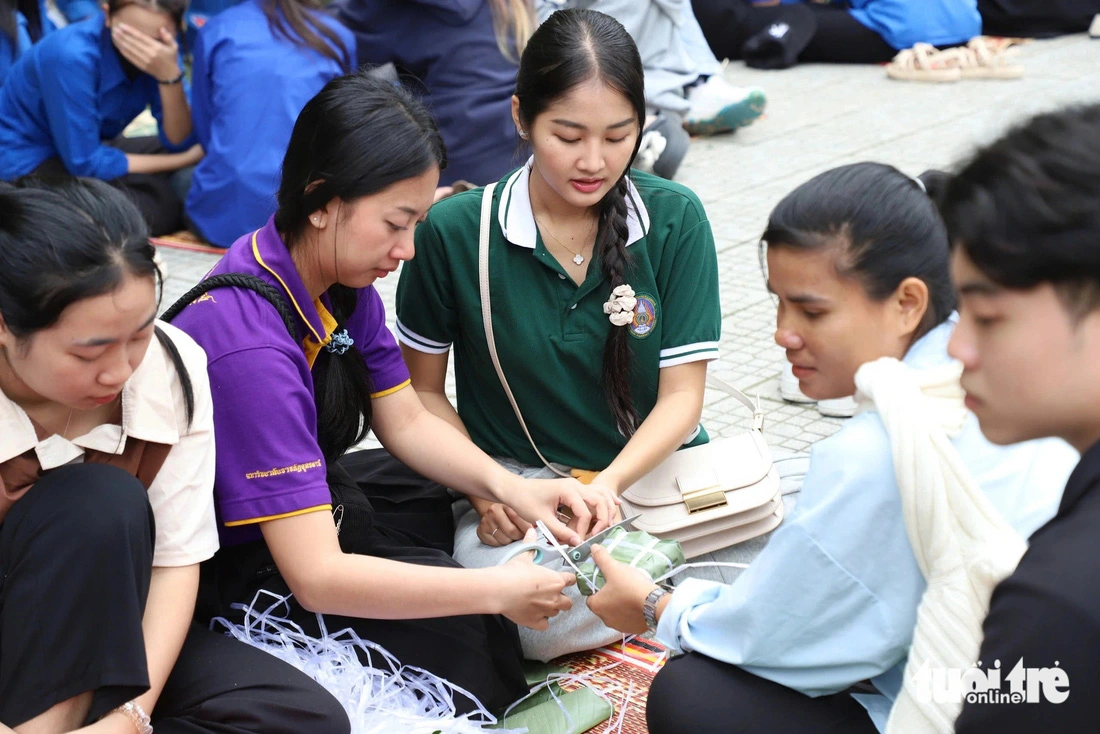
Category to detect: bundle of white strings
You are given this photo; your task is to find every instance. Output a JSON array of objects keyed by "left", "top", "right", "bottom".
[{"left": 211, "top": 590, "right": 523, "bottom": 734}]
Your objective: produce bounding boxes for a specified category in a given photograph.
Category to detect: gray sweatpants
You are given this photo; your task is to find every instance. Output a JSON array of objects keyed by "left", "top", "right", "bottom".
[
  {"left": 452, "top": 458, "right": 621, "bottom": 662},
  {"left": 536, "top": 0, "right": 723, "bottom": 115},
  {"left": 455, "top": 452, "right": 809, "bottom": 661}
]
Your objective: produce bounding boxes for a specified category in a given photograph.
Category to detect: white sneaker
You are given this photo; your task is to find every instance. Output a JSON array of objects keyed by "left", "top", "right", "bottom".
[
  {"left": 684, "top": 75, "right": 766, "bottom": 136},
  {"left": 1090, "top": 14, "right": 1100, "bottom": 39},
  {"left": 152, "top": 248, "right": 169, "bottom": 282},
  {"left": 817, "top": 396, "right": 859, "bottom": 418},
  {"left": 779, "top": 363, "right": 815, "bottom": 403},
  {"left": 779, "top": 364, "right": 858, "bottom": 417}
]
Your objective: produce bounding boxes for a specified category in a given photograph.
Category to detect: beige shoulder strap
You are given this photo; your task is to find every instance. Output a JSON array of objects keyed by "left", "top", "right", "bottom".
[
  {"left": 477, "top": 185, "right": 765, "bottom": 473},
  {"left": 478, "top": 183, "right": 571, "bottom": 477}
]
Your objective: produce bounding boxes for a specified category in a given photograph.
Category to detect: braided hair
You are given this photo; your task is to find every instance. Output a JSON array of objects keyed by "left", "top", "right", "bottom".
[{"left": 515, "top": 9, "right": 646, "bottom": 436}]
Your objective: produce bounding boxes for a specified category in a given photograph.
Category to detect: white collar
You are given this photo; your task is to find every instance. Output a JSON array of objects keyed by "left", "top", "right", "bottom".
[
  {"left": 0, "top": 321, "right": 184, "bottom": 469},
  {"left": 497, "top": 159, "right": 651, "bottom": 249}
]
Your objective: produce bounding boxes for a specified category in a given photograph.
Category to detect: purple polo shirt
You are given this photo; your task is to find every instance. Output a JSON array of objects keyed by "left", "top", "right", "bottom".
[{"left": 172, "top": 217, "right": 410, "bottom": 546}]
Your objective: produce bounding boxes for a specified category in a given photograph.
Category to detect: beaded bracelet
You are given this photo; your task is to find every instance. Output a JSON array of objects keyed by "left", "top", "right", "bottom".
[{"left": 111, "top": 700, "right": 153, "bottom": 734}]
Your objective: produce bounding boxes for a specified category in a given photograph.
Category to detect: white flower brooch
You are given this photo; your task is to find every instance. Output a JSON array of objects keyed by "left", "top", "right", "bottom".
[{"left": 603, "top": 284, "right": 637, "bottom": 327}]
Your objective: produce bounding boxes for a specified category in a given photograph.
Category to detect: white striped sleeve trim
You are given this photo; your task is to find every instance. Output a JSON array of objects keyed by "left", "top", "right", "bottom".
[
  {"left": 395, "top": 318, "right": 452, "bottom": 355},
  {"left": 681, "top": 423, "right": 702, "bottom": 445},
  {"left": 660, "top": 341, "right": 720, "bottom": 359},
  {"left": 658, "top": 342, "right": 720, "bottom": 368}
]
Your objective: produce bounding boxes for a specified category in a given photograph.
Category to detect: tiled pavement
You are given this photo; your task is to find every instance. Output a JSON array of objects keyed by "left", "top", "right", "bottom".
[{"left": 158, "top": 33, "right": 1100, "bottom": 455}]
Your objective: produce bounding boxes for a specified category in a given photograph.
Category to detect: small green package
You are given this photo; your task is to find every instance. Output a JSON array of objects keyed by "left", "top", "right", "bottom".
[{"left": 574, "top": 526, "right": 685, "bottom": 596}]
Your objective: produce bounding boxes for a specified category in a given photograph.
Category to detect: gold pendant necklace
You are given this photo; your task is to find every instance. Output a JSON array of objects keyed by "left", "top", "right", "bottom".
[{"left": 534, "top": 215, "right": 594, "bottom": 266}]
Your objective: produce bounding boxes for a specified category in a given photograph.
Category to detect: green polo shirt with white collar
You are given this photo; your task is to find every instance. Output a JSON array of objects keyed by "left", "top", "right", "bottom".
[{"left": 396, "top": 166, "right": 721, "bottom": 471}]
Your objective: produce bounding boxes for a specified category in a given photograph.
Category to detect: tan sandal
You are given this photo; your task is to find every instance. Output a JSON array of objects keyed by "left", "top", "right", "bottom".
[
  {"left": 942, "top": 37, "right": 1024, "bottom": 79},
  {"left": 886, "top": 43, "right": 962, "bottom": 82}
]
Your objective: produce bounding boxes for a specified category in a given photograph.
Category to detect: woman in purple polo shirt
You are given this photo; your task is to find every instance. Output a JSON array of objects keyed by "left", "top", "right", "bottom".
[{"left": 170, "top": 71, "right": 618, "bottom": 715}]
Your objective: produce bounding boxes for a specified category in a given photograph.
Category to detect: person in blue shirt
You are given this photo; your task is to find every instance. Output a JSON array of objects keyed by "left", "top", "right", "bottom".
[
  {"left": 185, "top": 0, "right": 355, "bottom": 247},
  {"left": 54, "top": 0, "right": 99, "bottom": 23},
  {"left": 0, "top": 0, "right": 201, "bottom": 235},
  {"left": 0, "top": 0, "right": 51, "bottom": 86},
  {"left": 331, "top": 0, "right": 534, "bottom": 186},
  {"left": 691, "top": 0, "right": 981, "bottom": 68},
  {"left": 585, "top": 162, "right": 1078, "bottom": 733},
  {"left": 0, "top": 0, "right": 50, "bottom": 86}
]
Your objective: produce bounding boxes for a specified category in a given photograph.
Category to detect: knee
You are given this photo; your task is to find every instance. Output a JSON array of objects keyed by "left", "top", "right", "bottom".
[
  {"left": 308, "top": 691, "right": 351, "bottom": 734},
  {"left": 647, "top": 657, "right": 688, "bottom": 734},
  {"left": 647, "top": 653, "right": 723, "bottom": 734},
  {"left": 29, "top": 463, "right": 152, "bottom": 548}
]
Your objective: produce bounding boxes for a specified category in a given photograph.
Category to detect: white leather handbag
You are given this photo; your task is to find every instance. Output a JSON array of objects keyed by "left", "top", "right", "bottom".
[{"left": 477, "top": 184, "right": 785, "bottom": 559}]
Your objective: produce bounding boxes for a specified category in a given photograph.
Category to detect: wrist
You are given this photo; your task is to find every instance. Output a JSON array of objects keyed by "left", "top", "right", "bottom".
[
  {"left": 643, "top": 586, "right": 670, "bottom": 629},
  {"left": 156, "top": 68, "right": 183, "bottom": 85},
  {"left": 104, "top": 701, "right": 152, "bottom": 734},
  {"left": 477, "top": 567, "right": 508, "bottom": 615}
]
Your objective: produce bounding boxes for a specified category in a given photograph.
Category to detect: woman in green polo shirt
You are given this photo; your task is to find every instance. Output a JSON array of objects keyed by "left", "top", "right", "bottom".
[{"left": 395, "top": 8, "right": 721, "bottom": 660}]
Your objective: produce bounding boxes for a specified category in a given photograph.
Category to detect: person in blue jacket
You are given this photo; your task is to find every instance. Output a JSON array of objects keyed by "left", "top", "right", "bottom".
[
  {"left": 54, "top": 0, "right": 99, "bottom": 22},
  {"left": 0, "top": 0, "right": 50, "bottom": 86},
  {"left": 185, "top": 0, "right": 355, "bottom": 247},
  {"left": 332, "top": 0, "right": 533, "bottom": 186},
  {"left": 585, "top": 163, "right": 1078, "bottom": 733},
  {"left": 0, "top": 0, "right": 201, "bottom": 235},
  {"left": 692, "top": 0, "right": 981, "bottom": 68}
]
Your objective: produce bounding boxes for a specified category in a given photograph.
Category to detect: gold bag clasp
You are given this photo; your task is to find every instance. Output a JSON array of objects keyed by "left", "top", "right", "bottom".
[{"left": 677, "top": 470, "right": 729, "bottom": 514}]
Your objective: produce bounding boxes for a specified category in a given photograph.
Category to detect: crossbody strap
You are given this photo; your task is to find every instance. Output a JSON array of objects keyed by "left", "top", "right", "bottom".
[
  {"left": 478, "top": 183, "right": 571, "bottom": 478},
  {"left": 161, "top": 272, "right": 299, "bottom": 341},
  {"left": 477, "top": 186, "right": 767, "bottom": 474}
]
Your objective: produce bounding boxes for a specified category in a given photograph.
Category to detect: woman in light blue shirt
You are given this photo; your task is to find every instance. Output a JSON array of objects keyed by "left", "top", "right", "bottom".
[{"left": 586, "top": 162, "right": 1077, "bottom": 733}]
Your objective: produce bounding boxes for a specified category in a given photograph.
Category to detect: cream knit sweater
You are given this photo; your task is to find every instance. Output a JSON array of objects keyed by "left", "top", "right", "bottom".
[{"left": 854, "top": 358, "right": 1027, "bottom": 733}]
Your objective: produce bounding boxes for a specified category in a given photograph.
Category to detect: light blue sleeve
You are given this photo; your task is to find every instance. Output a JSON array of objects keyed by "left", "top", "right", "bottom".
[
  {"left": 657, "top": 414, "right": 925, "bottom": 697},
  {"left": 38, "top": 37, "right": 129, "bottom": 179}
]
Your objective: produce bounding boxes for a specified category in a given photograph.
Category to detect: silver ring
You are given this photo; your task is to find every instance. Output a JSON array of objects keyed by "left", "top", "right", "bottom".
[{"left": 491, "top": 527, "right": 499, "bottom": 538}]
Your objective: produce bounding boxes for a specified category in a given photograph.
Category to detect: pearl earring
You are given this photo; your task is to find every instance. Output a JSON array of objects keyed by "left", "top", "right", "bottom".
[{"left": 519, "top": 131, "right": 529, "bottom": 140}]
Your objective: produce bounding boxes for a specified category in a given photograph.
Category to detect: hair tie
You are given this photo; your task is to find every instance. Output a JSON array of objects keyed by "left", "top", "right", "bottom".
[
  {"left": 912, "top": 176, "right": 927, "bottom": 194},
  {"left": 324, "top": 329, "right": 354, "bottom": 355},
  {"left": 603, "top": 284, "right": 637, "bottom": 327}
]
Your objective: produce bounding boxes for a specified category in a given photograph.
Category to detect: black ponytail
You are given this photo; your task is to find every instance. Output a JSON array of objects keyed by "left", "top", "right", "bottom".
[
  {"left": 515, "top": 9, "right": 646, "bottom": 436},
  {"left": 0, "top": 177, "right": 194, "bottom": 425},
  {"left": 276, "top": 71, "right": 445, "bottom": 462},
  {"left": 761, "top": 162, "right": 957, "bottom": 339}
]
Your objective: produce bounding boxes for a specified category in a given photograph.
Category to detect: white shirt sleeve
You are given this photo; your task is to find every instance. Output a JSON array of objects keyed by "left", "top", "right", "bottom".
[{"left": 146, "top": 327, "right": 220, "bottom": 567}]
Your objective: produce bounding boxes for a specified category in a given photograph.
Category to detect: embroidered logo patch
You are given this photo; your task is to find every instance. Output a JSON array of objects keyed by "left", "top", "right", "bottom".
[{"left": 630, "top": 294, "right": 658, "bottom": 338}]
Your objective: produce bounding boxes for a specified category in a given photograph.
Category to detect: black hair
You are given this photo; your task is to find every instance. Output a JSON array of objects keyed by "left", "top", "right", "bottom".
[
  {"left": 938, "top": 103, "right": 1100, "bottom": 319},
  {"left": 1, "top": 0, "right": 44, "bottom": 44},
  {"left": 261, "top": 0, "right": 353, "bottom": 73},
  {"left": 515, "top": 8, "right": 646, "bottom": 437},
  {"left": 0, "top": 177, "right": 194, "bottom": 425},
  {"left": 107, "top": 0, "right": 187, "bottom": 40},
  {"left": 275, "top": 71, "right": 446, "bottom": 463},
  {"left": 761, "top": 162, "right": 957, "bottom": 338}
]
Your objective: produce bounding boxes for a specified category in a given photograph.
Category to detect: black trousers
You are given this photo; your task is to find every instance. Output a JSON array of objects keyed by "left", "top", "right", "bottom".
[
  {"left": 196, "top": 450, "right": 529, "bottom": 716},
  {"left": 691, "top": 1, "right": 898, "bottom": 66},
  {"left": 0, "top": 463, "right": 349, "bottom": 732},
  {"left": 979, "top": 0, "right": 1100, "bottom": 37},
  {"left": 647, "top": 652, "right": 879, "bottom": 734},
  {"left": 30, "top": 136, "right": 185, "bottom": 236}
]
